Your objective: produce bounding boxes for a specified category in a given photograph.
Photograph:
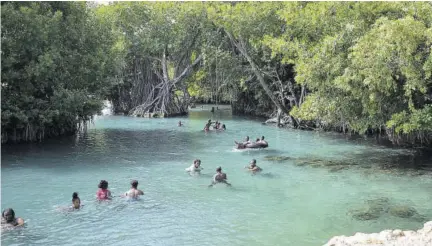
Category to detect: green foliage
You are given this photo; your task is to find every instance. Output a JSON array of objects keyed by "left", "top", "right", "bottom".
[
  {"left": 1, "top": 2, "right": 119, "bottom": 142},
  {"left": 2, "top": 2, "right": 431, "bottom": 145},
  {"left": 265, "top": 2, "right": 432, "bottom": 143}
]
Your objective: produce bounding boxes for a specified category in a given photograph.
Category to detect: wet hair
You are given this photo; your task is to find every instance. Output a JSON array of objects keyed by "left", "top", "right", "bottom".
[
  {"left": 98, "top": 180, "right": 109, "bottom": 189},
  {"left": 245, "top": 136, "right": 249, "bottom": 140},
  {"left": 251, "top": 159, "right": 257, "bottom": 164},
  {"left": 72, "top": 192, "right": 80, "bottom": 203},
  {"left": 261, "top": 136, "right": 265, "bottom": 140},
  {"left": 2, "top": 208, "right": 15, "bottom": 223},
  {"left": 194, "top": 159, "right": 201, "bottom": 165},
  {"left": 131, "top": 180, "right": 139, "bottom": 188},
  {"left": 216, "top": 166, "right": 222, "bottom": 172},
  {"left": 256, "top": 138, "right": 260, "bottom": 142},
  {"left": 222, "top": 124, "right": 226, "bottom": 129}
]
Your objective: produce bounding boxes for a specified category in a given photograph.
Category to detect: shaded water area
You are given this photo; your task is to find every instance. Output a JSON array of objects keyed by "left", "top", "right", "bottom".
[{"left": 2, "top": 105, "right": 432, "bottom": 246}]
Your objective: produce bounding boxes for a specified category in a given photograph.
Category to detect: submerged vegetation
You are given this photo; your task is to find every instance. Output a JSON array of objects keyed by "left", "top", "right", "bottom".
[{"left": 1, "top": 2, "right": 431, "bottom": 146}]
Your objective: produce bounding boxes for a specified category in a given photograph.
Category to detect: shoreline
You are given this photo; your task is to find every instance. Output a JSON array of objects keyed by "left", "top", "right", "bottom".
[{"left": 324, "top": 221, "right": 432, "bottom": 246}]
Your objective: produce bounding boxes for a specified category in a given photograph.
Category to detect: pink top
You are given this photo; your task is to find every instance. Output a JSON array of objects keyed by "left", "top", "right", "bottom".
[{"left": 97, "top": 188, "right": 110, "bottom": 200}]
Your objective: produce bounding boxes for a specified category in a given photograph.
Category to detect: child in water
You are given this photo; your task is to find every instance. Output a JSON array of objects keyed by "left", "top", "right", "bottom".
[
  {"left": 97, "top": 180, "right": 112, "bottom": 200},
  {"left": 72, "top": 192, "right": 82, "bottom": 209},
  {"left": 1, "top": 208, "right": 24, "bottom": 231}
]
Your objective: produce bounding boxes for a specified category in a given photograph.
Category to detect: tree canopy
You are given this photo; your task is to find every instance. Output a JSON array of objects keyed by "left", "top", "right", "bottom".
[{"left": 2, "top": 2, "right": 431, "bottom": 146}]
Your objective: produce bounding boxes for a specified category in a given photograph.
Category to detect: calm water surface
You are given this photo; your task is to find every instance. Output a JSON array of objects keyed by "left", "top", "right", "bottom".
[{"left": 2, "top": 106, "right": 432, "bottom": 246}]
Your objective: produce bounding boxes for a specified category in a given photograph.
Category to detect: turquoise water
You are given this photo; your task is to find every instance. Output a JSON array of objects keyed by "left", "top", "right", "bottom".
[{"left": 2, "top": 106, "right": 432, "bottom": 246}]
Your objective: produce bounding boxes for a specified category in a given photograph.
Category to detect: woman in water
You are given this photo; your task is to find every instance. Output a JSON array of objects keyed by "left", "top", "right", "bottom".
[
  {"left": 1, "top": 208, "right": 24, "bottom": 230},
  {"left": 220, "top": 124, "right": 226, "bottom": 131},
  {"left": 97, "top": 180, "right": 112, "bottom": 200}
]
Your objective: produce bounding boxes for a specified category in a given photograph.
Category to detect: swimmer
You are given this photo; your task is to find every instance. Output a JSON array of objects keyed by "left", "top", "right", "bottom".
[
  {"left": 96, "top": 180, "right": 112, "bottom": 200},
  {"left": 234, "top": 136, "right": 250, "bottom": 148},
  {"left": 124, "top": 180, "right": 144, "bottom": 199},
  {"left": 244, "top": 136, "right": 251, "bottom": 144},
  {"left": 185, "top": 159, "right": 203, "bottom": 173},
  {"left": 178, "top": 121, "right": 183, "bottom": 127},
  {"left": 217, "top": 124, "right": 226, "bottom": 131},
  {"left": 209, "top": 166, "right": 231, "bottom": 187},
  {"left": 204, "top": 119, "right": 214, "bottom": 131},
  {"left": 1, "top": 208, "right": 24, "bottom": 230},
  {"left": 245, "top": 159, "right": 262, "bottom": 174},
  {"left": 72, "top": 192, "right": 82, "bottom": 209},
  {"left": 260, "top": 136, "right": 268, "bottom": 145}
]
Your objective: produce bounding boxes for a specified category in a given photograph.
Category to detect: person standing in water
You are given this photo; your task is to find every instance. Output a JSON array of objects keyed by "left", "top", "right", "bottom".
[
  {"left": 209, "top": 166, "right": 231, "bottom": 187},
  {"left": 96, "top": 180, "right": 112, "bottom": 200},
  {"left": 245, "top": 159, "right": 262, "bottom": 174},
  {"left": 72, "top": 192, "right": 82, "bottom": 209},
  {"left": 124, "top": 180, "right": 144, "bottom": 199},
  {"left": 1, "top": 208, "right": 24, "bottom": 230},
  {"left": 185, "top": 159, "right": 203, "bottom": 173}
]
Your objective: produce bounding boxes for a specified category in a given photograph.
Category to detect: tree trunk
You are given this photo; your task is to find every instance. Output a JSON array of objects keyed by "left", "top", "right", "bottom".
[{"left": 225, "top": 31, "right": 290, "bottom": 114}]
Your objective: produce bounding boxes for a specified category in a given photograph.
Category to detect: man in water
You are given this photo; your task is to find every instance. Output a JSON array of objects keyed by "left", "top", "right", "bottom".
[
  {"left": 124, "top": 180, "right": 144, "bottom": 199},
  {"left": 1, "top": 208, "right": 24, "bottom": 230},
  {"left": 185, "top": 159, "right": 203, "bottom": 173},
  {"left": 209, "top": 166, "right": 231, "bottom": 187},
  {"left": 178, "top": 121, "right": 183, "bottom": 127},
  {"left": 234, "top": 136, "right": 251, "bottom": 149},
  {"left": 245, "top": 159, "right": 262, "bottom": 174}
]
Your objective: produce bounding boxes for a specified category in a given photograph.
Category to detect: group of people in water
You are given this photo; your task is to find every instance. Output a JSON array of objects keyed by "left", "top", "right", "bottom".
[
  {"left": 203, "top": 119, "right": 226, "bottom": 132},
  {"left": 235, "top": 135, "right": 269, "bottom": 149},
  {"left": 2, "top": 117, "right": 267, "bottom": 231},
  {"left": 178, "top": 119, "right": 226, "bottom": 132},
  {"left": 2, "top": 179, "right": 145, "bottom": 230},
  {"left": 185, "top": 157, "right": 263, "bottom": 187}
]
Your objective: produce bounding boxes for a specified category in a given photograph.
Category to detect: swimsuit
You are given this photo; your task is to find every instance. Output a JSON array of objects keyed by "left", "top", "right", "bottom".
[{"left": 97, "top": 189, "right": 110, "bottom": 200}]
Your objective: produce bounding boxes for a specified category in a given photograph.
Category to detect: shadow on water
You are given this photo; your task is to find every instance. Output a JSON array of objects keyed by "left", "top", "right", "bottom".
[
  {"left": 262, "top": 149, "right": 432, "bottom": 176},
  {"left": 1, "top": 128, "right": 207, "bottom": 169},
  {"left": 347, "top": 148, "right": 432, "bottom": 171}
]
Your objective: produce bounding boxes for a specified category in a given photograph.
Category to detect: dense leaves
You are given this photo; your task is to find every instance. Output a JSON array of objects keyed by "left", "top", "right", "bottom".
[
  {"left": 2, "top": 2, "right": 431, "bottom": 146},
  {"left": 1, "top": 2, "right": 118, "bottom": 143}
]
